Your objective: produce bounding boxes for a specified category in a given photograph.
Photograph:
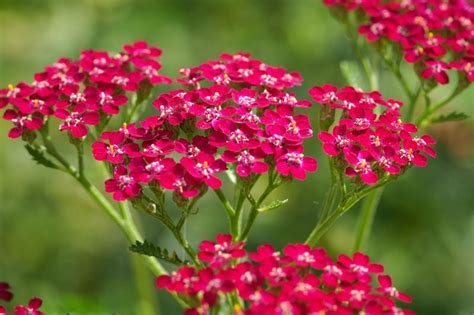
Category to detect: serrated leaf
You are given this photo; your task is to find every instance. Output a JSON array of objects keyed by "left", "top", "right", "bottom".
[
  {"left": 129, "top": 240, "right": 189, "bottom": 266},
  {"left": 257, "top": 199, "right": 289, "bottom": 213},
  {"left": 24, "top": 144, "right": 59, "bottom": 169},
  {"left": 340, "top": 60, "right": 364, "bottom": 89},
  {"left": 430, "top": 111, "right": 469, "bottom": 124}
]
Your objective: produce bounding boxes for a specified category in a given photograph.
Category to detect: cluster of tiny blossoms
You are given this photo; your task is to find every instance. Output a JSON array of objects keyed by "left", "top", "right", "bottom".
[
  {"left": 95, "top": 53, "right": 317, "bottom": 201},
  {"left": 157, "top": 234, "right": 413, "bottom": 315},
  {"left": 324, "top": 0, "right": 474, "bottom": 85},
  {"left": 310, "top": 85, "right": 436, "bottom": 185},
  {"left": 0, "top": 41, "right": 170, "bottom": 139},
  {"left": 0, "top": 282, "right": 44, "bottom": 315}
]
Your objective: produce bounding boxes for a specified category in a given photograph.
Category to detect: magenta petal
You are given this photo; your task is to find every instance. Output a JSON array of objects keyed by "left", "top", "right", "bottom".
[
  {"left": 252, "top": 162, "right": 269, "bottom": 174},
  {"left": 71, "top": 125, "right": 88, "bottom": 138}
]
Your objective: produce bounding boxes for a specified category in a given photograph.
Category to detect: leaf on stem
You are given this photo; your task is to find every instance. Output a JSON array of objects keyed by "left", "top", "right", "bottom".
[
  {"left": 340, "top": 60, "right": 364, "bottom": 90},
  {"left": 429, "top": 111, "right": 469, "bottom": 124},
  {"left": 257, "top": 199, "right": 288, "bottom": 213},
  {"left": 24, "top": 144, "right": 61, "bottom": 170},
  {"left": 130, "top": 240, "right": 189, "bottom": 266}
]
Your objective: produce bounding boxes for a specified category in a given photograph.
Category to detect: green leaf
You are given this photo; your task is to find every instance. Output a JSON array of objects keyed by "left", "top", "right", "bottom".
[
  {"left": 129, "top": 240, "right": 189, "bottom": 266},
  {"left": 430, "top": 111, "right": 469, "bottom": 124},
  {"left": 257, "top": 199, "right": 288, "bottom": 213},
  {"left": 340, "top": 60, "right": 364, "bottom": 89},
  {"left": 24, "top": 144, "right": 60, "bottom": 169}
]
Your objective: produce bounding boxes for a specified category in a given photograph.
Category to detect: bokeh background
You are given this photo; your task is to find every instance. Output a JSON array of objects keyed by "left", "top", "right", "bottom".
[{"left": 0, "top": 0, "right": 473, "bottom": 314}]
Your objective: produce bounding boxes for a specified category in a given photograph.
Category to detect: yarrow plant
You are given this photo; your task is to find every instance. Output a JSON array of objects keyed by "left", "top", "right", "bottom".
[
  {"left": 157, "top": 235, "right": 413, "bottom": 315},
  {"left": 0, "top": 1, "right": 471, "bottom": 312}
]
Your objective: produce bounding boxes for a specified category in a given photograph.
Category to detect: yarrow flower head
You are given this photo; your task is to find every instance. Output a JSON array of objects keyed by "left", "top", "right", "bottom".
[
  {"left": 96, "top": 53, "right": 317, "bottom": 202},
  {"left": 0, "top": 41, "right": 170, "bottom": 140},
  {"left": 156, "top": 235, "right": 414, "bottom": 315},
  {"left": 310, "top": 84, "right": 436, "bottom": 185},
  {"left": 323, "top": 0, "right": 474, "bottom": 86}
]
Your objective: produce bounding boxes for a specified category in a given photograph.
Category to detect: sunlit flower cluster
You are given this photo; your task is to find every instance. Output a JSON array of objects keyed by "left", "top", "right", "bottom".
[
  {"left": 96, "top": 53, "right": 317, "bottom": 201},
  {"left": 310, "top": 84, "right": 436, "bottom": 185},
  {"left": 157, "top": 234, "right": 413, "bottom": 315},
  {"left": 324, "top": 0, "right": 474, "bottom": 85},
  {"left": 0, "top": 41, "right": 170, "bottom": 139}
]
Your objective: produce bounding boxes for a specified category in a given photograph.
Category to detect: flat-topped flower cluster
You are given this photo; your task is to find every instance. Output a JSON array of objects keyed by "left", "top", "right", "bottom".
[
  {"left": 0, "top": 41, "right": 170, "bottom": 139},
  {"left": 157, "top": 234, "right": 413, "bottom": 315},
  {"left": 310, "top": 84, "right": 436, "bottom": 185},
  {"left": 95, "top": 53, "right": 317, "bottom": 201},
  {"left": 324, "top": 0, "right": 474, "bottom": 85}
]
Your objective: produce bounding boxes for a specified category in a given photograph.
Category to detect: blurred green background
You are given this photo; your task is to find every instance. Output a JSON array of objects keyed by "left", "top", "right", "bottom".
[{"left": 0, "top": 0, "right": 473, "bottom": 314}]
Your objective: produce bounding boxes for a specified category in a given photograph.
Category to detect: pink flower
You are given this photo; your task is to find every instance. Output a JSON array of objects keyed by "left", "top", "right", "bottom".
[
  {"left": 159, "top": 164, "right": 201, "bottom": 198},
  {"left": 275, "top": 149, "right": 318, "bottom": 180},
  {"left": 55, "top": 109, "right": 100, "bottom": 138},
  {"left": 198, "top": 234, "right": 246, "bottom": 268},
  {"left": 181, "top": 153, "right": 227, "bottom": 189},
  {"left": 92, "top": 132, "right": 139, "bottom": 164},
  {"left": 105, "top": 166, "right": 142, "bottom": 201},
  {"left": 3, "top": 110, "right": 43, "bottom": 138},
  {"left": 377, "top": 275, "right": 412, "bottom": 303},
  {"left": 13, "top": 297, "right": 44, "bottom": 315},
  {"left": 157, "top": 239, "right": 414, "bottom": 314},
  {"left": 421, "top": 60, "right": 450, "bottom": 84},
  {"left": 221, "top": 149, "right": 269, "bottom": 177}
]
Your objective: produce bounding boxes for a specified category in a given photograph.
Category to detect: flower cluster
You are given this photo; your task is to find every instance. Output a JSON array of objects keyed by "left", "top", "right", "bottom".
[
  {"left": 95, "top": 53, "right": 317, "bottom": 201},
  {"left": 0, "top": 283, "right": 44, "bottom": 315},
  {"left": 324, "top": 0, "right": 474, "bottom": 85},
  {"left": 157, "top": 234, "right": 414, "bottom": 315},
  {"left": 0, "top": 41, "right": 170, "bottom": 139},
  {"left": 310, "top": 84, "right": 436, "bottom": 185}
]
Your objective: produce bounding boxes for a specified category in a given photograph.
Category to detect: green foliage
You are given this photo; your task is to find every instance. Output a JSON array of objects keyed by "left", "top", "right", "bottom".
[
  {"left": 429, "top": 111, "right": 469, "bottom": 124},
  {"left": 258, "top": 199, "right": 288, "bottom": 213},
  {"left": 129, "top": 241, "right": 189, "bottom": 266},
  {"left": 340, "top": 60, "right": 364, "bottom": 89},
  {"left": 24, "top": 144, "right": 60, "bottom": 170}
]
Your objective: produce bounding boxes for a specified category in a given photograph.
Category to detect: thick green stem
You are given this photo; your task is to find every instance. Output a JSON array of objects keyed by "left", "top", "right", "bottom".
[{"left": 352, "top": 187, "right": 384, "bottom": 253}]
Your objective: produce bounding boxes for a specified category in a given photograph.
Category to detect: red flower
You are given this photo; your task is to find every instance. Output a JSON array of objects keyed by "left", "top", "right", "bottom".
[
  {"left": 198, "top": 234, "right": 246, "bottom": 268},
  {"left": 275, "top": 149, "right": 318, "bottom": 180},
  {"left": 105, "top": 166, "right": 142, "bottom": 201},
  {"left": 181, "top": 153, "right": 227, "bottom": 189},
  {"left": 55, "top": 109, "right": 100, "bottom": 138},
  {"left": 0, "top": 282, "right": 13, "bottom": 302},
  {"left": 377, "top": 275, "right": 412, "bottom": 303},
  {"left": 421, "top": 60, "right": 450, "bottom": 84},
  {"left": 13, "top": 297, "right": 44, "bottom": 315}
]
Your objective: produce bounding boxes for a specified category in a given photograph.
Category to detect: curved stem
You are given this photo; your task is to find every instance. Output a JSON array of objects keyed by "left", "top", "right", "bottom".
[{"left": 352, "top": 187, "right": 384, "bottom": 253}]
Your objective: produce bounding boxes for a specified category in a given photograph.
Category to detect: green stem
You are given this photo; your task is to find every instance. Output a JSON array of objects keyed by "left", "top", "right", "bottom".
[
  {"left": 38, "top": 132, "right": 192, "bottom": 307},
  {"left": 238, "top": 182, "right": 279, "bottom": 242},
  {"left": 305, "top": 178, "right": 391, "bottom": 247},
  {"left": 416, "top": 84, "right": 467, "bottom": 126},
  {"left": 352, "top": 187, "right": 384, "bottom": 253}
]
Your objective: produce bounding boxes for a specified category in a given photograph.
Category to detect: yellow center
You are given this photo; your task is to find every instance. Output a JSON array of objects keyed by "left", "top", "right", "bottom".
[
  {"left": 122, "top": 122, "right": 128, "bottom": 129},
  {"left": 465, "top": 63, "right": 472, "bottom": 72},
  {"left": 418, "top": 47, "right": 424, "bottom": 54},
  {"left": 428, "top": 32, "right": 434, "bottom": 39},
  {"left": 203, "top": 161, "right": 209, "bottom": 168},
  {"left": 359, "top": 160, "right": 367, "bottom": 169},
  {"left": 109, "top": 145, "right": 115, "bottom": 154},
  {"left": 375, "top": 136, "right": 381, "bottom": 146},
  {"left": 33, "top": 99, "right": 39, "bottom": 107},
  {"left": 7, "top": 84, "right": 14, "bottom": 91}
]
